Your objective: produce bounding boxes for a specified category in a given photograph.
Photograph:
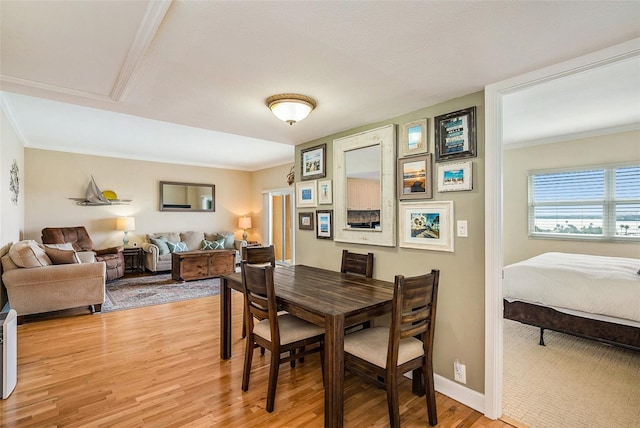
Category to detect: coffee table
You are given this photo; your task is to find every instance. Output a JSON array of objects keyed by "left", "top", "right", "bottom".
[{"left": 171, "top": 250, "right": 234, "bottom": 282}]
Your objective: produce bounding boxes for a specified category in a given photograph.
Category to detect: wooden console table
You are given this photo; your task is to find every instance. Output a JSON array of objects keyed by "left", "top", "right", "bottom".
[{"left": 171, "top": 250, "right": 234, "bottom": 282}]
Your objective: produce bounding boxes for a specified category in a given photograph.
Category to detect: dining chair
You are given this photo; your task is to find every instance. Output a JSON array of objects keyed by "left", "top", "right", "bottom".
[
  {"left": 242, "top": 245, "right": 276, "bottom": 267},
  {"left": 341, "top": 249, "right": 375, "bottom": 331},
  {"left": 340, "top": 249, "right": 374, "bottom": 278},
  {"left": 241, "top": 245, "right": 277, "bottom": 342},
  {"left": 240, "top": 262, "right": 325, "bottom": 413},
  {"left": 343, "top": 269, "right": 440, "bottom": 427}
]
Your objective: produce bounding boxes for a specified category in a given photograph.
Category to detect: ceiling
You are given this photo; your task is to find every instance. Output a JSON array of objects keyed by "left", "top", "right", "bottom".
[{"left": 1, "top": 1, "right": 639, "bottom": 171}]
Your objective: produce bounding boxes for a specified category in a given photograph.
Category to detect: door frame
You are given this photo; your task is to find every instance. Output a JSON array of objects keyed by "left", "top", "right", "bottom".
[
  {"left": 483, "top": 38, "right": 640, "bottom": 419},
  {"left": 263, "top": 187, "right": 295, "bottom": 265}
]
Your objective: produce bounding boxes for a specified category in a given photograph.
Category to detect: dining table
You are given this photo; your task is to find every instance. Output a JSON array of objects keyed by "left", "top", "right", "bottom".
[{"left": 220, "top": 264, "right": 395, "bottom": 428}]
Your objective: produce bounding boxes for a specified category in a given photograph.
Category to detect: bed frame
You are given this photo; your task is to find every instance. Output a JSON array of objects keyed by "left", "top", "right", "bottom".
[{"left": 503, "top": 299, "right": 640, "bottom": 352}]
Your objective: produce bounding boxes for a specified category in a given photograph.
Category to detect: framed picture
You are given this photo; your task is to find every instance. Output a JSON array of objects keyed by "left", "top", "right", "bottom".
[
  {"left": 296, "top": 180, "right": 317, "bottom": 208},
  {"left": 438, "top": 161, "right": 473, "bottom": 192},
  {"left": 300, "top": 143, "right": 326, "bottom": 181},
  {"left": 298, "top": 212, "right": 315, "bottom": 230},
  {"left": 398, "top": 154, "right": 433, "bottom": 200},
  {"left": 434, "top": 106, "right": 477, "bottom": 162},
  {"left": 398, "top": 201, "right": 454, "bottom": 252},
  {"left": 399, "top": 118, "right": 428, "bottom": 157},
  {"left": 318, "top": 179, "right": 333, "bottom": 204},
  {"left": 316, "top": 210, "right": 333, "bottom": 239}
]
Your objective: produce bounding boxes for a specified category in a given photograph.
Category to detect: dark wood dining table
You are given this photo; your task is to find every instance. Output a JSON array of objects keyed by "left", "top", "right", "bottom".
[{"left": 220, "top": 264, "right": 395, "bottom": 428}]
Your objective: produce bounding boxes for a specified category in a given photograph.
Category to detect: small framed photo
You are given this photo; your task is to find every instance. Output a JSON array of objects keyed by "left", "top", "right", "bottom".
[
  {"left": 438, "top": 161, "right": 473, "bottom": 192},
  {"left": 399, "top": 201, "right": 454, "bottom": 252},
  {"left": 318, "top": 179, "right": 333, "bottom": 205},
  {"left": 434, "top": 106, "right": 477, "bottom": 162},
  {"left": 398, "top": 154, "right": 433, "bottom": 200},
  {"left": 296, "top": 180, "right": 317, "bottom": 208},
  {"left": 399, "top": 118, "right": 428, "bottom": 157},
  {"left": 316, "top": 210, "right": 333, "bottom": 239},
  {"left": 300, "top": 143, "right": 326, "bottom": 181},
  {"left": 298, "top": 212, "right": 315, "bottom": 230}
]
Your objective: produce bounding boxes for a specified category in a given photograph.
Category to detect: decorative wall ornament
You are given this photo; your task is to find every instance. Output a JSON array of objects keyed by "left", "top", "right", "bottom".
[
  {"left": 287, "top": 165, "right": 295, "bottom": 186},
  {"left": 69, "top": 175, "right": 131, "bottom": 206},
  {"left": 9, "top": 160, "right": 19, "bottom": 205}
]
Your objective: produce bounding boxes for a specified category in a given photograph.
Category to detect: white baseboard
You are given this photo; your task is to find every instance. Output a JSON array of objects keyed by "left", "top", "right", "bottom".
[{"left": 434, "top": 374, "right": 485, "bottom": 414}]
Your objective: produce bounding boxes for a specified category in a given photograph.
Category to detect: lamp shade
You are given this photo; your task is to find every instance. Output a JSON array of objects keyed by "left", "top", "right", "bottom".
[
  {"left": 266, "top": 93, "right": 316, "bottom": 125},
  {"left": 238, "top": 216, "right": 252, "bottom": 230},
  {"left": 116, "top": 216, "right": 136, "bottom": 231}
]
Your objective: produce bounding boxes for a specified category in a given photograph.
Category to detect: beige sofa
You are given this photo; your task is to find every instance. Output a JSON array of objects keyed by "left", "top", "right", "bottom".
[
  {"left": 141, "top": 231, "right": 246, "bottom": 273},
  {"left": 1, "top": 240, "right": 106, "bottom": 320}
]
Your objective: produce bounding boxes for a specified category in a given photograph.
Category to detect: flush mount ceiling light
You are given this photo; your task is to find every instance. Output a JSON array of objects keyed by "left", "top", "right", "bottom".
[{"left": 266, "top": 93, "right": 317, "bottom": 125}]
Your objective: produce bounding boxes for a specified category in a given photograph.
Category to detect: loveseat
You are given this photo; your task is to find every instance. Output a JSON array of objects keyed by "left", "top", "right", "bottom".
[
  {"left": 141, "top": 231, "right": 246, "bottom": 273},
  {"left": 1, "top": 240, "right": 106, "bottom": 321}
]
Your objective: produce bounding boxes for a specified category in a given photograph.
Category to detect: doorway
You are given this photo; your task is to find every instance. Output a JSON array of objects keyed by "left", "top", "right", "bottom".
[
  {"left": 264, "top": 188, "right": 294, "bottom": 265},
  {"left": 483, "top": 39, "right": 639, "bottom": 420}
]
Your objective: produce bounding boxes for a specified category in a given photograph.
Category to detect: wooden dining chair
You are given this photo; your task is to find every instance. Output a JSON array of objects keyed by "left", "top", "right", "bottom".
[
  {"left": 340, "top": 249, "right": 374, "bottom": 278},
  {"left": 240, "top": 262, "right": 325, "bottom": 413},
  {"left": 343, "top": 269, "right": 440, "bottom": 427},
  {"left": 241, "top": 245, "right": 277, "bottom": 341},
  {"left": 341, "top": 249, "right": 375, "bottom": 331},
  {"left": 242, "top": 244, "right": 276, "bottom": 267}
]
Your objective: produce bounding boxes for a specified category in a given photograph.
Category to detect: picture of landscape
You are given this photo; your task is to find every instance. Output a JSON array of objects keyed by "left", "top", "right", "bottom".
[
  {"left": 403, "top": 160, "right": 427, "bottom": 194},
  {"left": 410, "top": 212, "right": 439, "bottom": 239}
]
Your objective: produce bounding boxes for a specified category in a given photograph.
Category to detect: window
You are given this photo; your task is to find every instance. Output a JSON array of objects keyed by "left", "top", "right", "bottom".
[{"left": 528, "top": 163, "right": 640, "bottom": 240}]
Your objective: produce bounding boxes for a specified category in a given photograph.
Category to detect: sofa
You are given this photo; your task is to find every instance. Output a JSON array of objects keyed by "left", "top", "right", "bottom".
[
  {"left": 41, "top": 226, "right": 124, "bottom": 281},
  {"left": 1, "top": 240, "right": 106, "bottom": 321},
  {"left": 141, "top": 231, "right": 246, "bottom": 273}
]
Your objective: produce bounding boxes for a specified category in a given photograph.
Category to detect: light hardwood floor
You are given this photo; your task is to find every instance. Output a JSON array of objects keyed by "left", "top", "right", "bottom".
[{"left": 1, "top": 292, "right": 514, "bottom": 427}]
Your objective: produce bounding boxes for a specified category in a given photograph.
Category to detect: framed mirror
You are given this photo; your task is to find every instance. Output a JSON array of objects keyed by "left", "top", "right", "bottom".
[
  {"left": 333, "top": 124, "right": 396, "bottom": 247},
  {"left": 159, "top": 181, "right": 215, "bottom": 212}
]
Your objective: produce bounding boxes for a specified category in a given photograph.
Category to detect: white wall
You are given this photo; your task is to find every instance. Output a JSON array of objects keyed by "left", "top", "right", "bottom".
[
  {"left": 1, "top": 108, "right": 25, "bottom": 308},
  {"left": 503, "top": 130, "right": 640, "bottom": 265}
]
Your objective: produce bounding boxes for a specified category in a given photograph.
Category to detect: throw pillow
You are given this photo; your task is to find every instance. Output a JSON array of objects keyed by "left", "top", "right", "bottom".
[
  {"left": 167, "top": 241, "right": 188, "bottom": 253},
  {"left": 216, "top": 232, "right": 235, "bottom": 250},
  {"left": 201, "top": 239, "right": 225, "bottom": 250},
  {"left": 43, "top": 246, "right": 80, "bottom": 264},
  {"left": 9, "top": 240, "right": 52, "bottom": 268},
  {"left": 149, "top": 237, "right": 170, "bottom": 255}
]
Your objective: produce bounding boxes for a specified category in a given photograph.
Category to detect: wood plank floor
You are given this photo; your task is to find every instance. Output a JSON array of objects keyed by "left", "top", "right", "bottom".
[{"left": 1, "top": 292, "right": 514, "bottom": 427}]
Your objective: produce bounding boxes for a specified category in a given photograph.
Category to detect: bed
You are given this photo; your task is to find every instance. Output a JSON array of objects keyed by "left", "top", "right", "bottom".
[{"left": 503, "top": 252, "right": 640, "bottom": 351}]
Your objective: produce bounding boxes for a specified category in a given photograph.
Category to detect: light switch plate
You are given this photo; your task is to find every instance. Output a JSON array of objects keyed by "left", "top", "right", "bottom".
[{"left": 457, "top": 220, "right": 468, "bottom": 237}]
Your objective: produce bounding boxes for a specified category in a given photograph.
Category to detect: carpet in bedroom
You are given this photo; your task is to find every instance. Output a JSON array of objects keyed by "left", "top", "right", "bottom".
[
  {"left": 102, "top": 273, "right": 220, "bottom": 312},
  {"left": 502, "top": 319, "right": 640, "bottom": 428}
]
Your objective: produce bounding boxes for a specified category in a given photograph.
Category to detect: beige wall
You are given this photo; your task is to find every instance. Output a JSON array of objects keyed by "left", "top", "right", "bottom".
[
  {"left": 249, "top": 163, "right": 294, "bottom": 245},
  {"left": 503, "top": 130, "right": 640, "bottom": 265},
  {"left": 294, "top": 91, "right": 486, "bottom": 392},
  {"left": 1, "top": 109, "right": 25, "bottom": 308},
  {"left": 24, "top": 149, "right": 254, "bottom": 248}
]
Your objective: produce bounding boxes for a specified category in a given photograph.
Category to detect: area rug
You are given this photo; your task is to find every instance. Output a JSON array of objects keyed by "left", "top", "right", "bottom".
[
  {"left": 102, "top": 274, "right": 220, "bottom": 312},
  {"left": 503, "top": 319, "right": 640, "bottom": 428}
]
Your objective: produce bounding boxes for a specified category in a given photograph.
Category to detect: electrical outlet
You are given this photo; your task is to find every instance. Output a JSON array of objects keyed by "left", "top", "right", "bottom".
[
  {"left": 454, "top": 360, "right": 467, "bottom": 384},
  {"left": 456, "top": 220, "right": 468, "bottom": 237}
]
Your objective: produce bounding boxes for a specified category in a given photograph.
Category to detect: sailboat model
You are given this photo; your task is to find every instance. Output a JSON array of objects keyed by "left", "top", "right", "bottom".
[{"left": 69, "top": 176, "right": 131, "bottom": 206}]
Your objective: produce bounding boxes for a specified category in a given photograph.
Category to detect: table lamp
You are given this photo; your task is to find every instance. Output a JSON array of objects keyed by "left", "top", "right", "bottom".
[
  {"left": 238, "top": 216, "right": 252, "bottom": 241},
  {"left": 116, "top": 216, "right": 136, "bottom": 247}
]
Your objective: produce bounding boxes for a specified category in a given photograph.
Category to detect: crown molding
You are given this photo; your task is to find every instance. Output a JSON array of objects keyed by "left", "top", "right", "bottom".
[{"left": 110, "top": 0, "right": 172, "bottom": 101}]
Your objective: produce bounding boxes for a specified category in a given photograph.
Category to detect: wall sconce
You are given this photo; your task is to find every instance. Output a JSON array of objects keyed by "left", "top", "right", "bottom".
[
  {"left": 238, "top": 216, "right": 252, "bottom": 241},
  {"left": 116, "top": 216, "right": 136, "bottom": 247},
  {"left": 266, "top": 93, "right": 317, "bottom": 125}
]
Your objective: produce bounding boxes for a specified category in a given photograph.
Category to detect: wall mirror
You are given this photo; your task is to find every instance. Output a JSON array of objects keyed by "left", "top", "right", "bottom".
[
  {"left": 159, "top": 181, "right": 215, "bottom": 212},
  {"left": 333, "top": 124, "right": 396, "bottom": 246}
]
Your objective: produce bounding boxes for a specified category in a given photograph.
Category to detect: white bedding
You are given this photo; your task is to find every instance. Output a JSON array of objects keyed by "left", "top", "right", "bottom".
[{"left": 503, "top": 252, "right": 640, "bottom": 323}]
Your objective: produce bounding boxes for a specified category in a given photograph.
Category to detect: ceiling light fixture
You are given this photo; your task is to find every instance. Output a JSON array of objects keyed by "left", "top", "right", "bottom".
[{"left": 266, "top": 93, "right": 317, "bottom": 125}]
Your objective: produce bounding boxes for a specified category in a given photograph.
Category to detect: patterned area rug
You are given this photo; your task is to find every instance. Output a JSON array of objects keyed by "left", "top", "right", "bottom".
[
  {"left": 503, "top": 319, "right": 640, "bottom": 428},
  {"left": 102, "top": 274, "right": 220, "bottom": 312}
]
